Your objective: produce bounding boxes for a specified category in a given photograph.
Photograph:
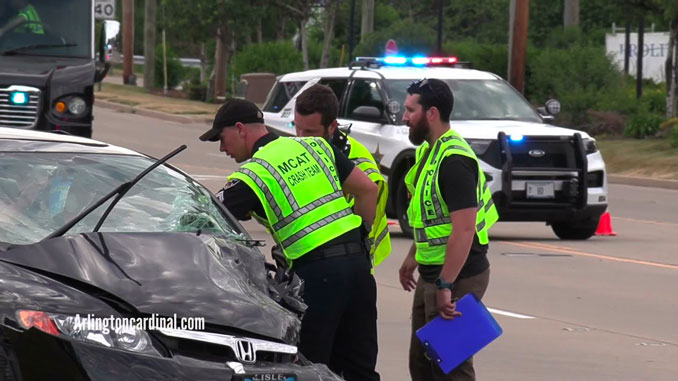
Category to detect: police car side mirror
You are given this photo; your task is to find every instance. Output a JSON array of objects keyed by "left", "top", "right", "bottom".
[{"left": 351, "top": 106, "right": 383, "bottom": 121}]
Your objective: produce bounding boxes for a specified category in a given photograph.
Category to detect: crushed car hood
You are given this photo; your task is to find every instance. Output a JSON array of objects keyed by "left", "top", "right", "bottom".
[{"left": 0, "top": 232, "right": 301, "bottom": 343}]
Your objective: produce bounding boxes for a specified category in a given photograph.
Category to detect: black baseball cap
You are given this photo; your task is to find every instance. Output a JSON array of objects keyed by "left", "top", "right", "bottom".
[{"left": 199, "top": 98, "right": 265, "bottom": 142}]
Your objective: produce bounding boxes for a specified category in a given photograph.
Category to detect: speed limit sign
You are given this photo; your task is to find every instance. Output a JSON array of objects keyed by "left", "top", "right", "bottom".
[{"left": 94, "top": 0, "right": 116, "bottom": 20}]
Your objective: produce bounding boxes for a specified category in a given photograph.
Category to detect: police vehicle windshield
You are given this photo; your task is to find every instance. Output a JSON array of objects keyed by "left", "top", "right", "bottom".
[
  {"left": 383, "top": 79, "right": 543, "bottom": 124},
  {"left": 0, "top": 0, "right": 91, "bottom": 58}
]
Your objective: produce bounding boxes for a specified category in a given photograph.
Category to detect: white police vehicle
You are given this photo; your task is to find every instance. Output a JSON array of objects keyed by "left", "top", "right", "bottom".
[{"left": 262, "top": 56, "right": 608, "bottom": 240}]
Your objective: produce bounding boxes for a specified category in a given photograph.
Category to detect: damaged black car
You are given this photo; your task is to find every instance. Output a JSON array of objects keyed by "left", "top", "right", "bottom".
[{"left": 0, "top": 128, "right": 342, "bottom": 380}]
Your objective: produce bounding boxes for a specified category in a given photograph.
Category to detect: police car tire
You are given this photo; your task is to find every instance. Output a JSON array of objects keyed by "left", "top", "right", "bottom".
[
  {"left": 550, "top": 219, "right": 598, "bottom": 240},
  {"left": 396, "top": 179, "right": 413, "bottom": 238}
]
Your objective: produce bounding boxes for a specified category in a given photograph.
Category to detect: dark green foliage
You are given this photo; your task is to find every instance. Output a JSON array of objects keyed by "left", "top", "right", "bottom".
[
  {"left": 230, "top": 42, "right": 303, "bottom": 81},
  {"left": 526, "top": 43, "right": 625, "bottom": 127},
  {"left": 443, "top": 41, "right": 508, "bottom": 77},
  {"left": 155, "top": 44, "right": 184, "bottom": 89},
  {"left": 624, "top": 111, "right": 664, "bottom": 138},
  {"left": 354, "top": 21, "right": 436, "bottom": 57}
]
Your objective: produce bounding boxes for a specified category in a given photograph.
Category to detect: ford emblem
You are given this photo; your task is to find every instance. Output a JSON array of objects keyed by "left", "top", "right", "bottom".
[{"left": 528, "top": 149, "right": 546, "bottom": 158}]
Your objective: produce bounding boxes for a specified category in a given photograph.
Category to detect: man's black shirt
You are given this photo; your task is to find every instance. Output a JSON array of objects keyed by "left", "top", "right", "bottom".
[
  {"left": 220, "top": 133, "right": 363, "bottom": 248},
  {"left": 418, "top": 154, "right": 490, "bottom": 282}
]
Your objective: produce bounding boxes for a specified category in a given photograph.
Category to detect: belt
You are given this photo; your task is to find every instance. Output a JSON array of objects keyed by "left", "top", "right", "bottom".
[{"left": 293, "top": 242, "right": 366, "bottom": 266}]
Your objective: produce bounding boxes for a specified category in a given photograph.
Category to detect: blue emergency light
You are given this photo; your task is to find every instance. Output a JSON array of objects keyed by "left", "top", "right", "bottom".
[
  {"left": 10, "top": 91, "right": 29, "bottom": 105},
  {"left": 509, "top": 134, "right": 524, "bottom": 142}
]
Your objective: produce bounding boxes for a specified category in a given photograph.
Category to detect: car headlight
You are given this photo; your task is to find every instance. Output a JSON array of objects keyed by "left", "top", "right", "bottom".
[
  {"left": 17, "top": 310, "right": 160, "bottom": 356},
  {"left": 466, "top": 139, "right": 493, "bottom": 155},
  {"left": 583, "top": 138, "right": 598, "bottom": 154},
  {"left": 68, "top": 97, "right": 87, "bottom": 115}
]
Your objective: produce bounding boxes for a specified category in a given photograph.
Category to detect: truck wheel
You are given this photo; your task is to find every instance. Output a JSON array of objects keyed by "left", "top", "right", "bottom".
[
  {"left": 396, "top": 179, "right": 413, "bottom": 238},
  {"left": 551, "top": 219, "right": 598, "bottom": 240}
]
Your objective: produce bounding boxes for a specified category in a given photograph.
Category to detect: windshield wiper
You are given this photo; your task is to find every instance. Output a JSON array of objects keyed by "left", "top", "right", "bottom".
[
  {"left": 44, "top": 145, "right": 187, "bottom": 240},
  {"left": 1, "top": 43, "right": 77, "bottom": 56}
]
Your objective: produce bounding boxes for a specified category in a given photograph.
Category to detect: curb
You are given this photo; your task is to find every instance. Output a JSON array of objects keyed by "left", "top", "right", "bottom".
[
  {"left": 95, "top": 100, "right": 212, "bottom": 125},
  {"left": 607, "top": 174, "right": 678, "bottom": 190}
]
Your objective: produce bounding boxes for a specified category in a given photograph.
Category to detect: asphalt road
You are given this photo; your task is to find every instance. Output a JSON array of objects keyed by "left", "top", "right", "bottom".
[{"left": 93, "top": 106, "right": 678, "bottom": 380}]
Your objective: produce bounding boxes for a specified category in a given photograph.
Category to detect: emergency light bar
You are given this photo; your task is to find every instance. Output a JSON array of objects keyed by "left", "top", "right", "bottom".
[
  {"left": 354, "top": 56, "right": 460, "bottom": 65},
  {"left": 353, "top": 56, "right": 461, "bottom": 67}
]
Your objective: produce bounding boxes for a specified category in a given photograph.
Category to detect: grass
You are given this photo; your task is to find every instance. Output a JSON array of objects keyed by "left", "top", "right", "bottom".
[
  {"left": 96, "top": 83, "right": 218, "bottom": 116},
  {"left": 597, "top": 137, "right": 678, "bottom": 180}
]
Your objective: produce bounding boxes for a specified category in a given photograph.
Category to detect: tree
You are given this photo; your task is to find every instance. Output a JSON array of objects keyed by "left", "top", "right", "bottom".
[
  {"left": 143, "top": 0, "right": 157, "bottom": 91},
  {"left": 162, "top": 0, "right": 260, "bottom": 100},
  {"left": 563, "top": 0, "right": 579, "bottom": 28},
  {"left": 320, "top": 0, "right": 339, "bottom": 68},
  {"left": 361, "top": 0, "right": 375, "bottom": 40},
  {"left": 664, "top": 0, "right": 678, "bottom": 118},
  {"left": 274, "top": 0, "right": 316, "bottom": 70}
]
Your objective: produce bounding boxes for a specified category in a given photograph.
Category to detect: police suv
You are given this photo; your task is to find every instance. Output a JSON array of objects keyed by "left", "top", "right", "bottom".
[{"left": 262, "top": 56, "right": 608, "bottom": 240}]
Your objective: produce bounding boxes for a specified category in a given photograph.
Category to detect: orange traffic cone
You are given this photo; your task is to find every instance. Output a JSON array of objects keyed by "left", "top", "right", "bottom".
[{"left": 595, "top": 211, "right": 617, "bottom": 236}]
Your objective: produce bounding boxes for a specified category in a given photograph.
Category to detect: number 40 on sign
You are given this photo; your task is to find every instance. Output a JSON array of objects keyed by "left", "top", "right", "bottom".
[{"left": 94, "top": 0, "right": 116, "bottom": 20}]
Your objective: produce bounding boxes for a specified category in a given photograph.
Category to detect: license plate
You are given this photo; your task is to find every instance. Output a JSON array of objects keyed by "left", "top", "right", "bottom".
[
  {"left": 526, "top": 182, "right": 555, "bottom": 199},
  {"left": 235, "top": 374, "right": 296, "bottom": 381}
]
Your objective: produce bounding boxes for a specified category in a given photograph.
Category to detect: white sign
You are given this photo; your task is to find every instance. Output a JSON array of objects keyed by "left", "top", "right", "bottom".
[
  {"left": 606, "top": 32, "right": 670, "bottom": 83},
  {"left": 94, "top": 0, "right": 116, "bottom": 20}
]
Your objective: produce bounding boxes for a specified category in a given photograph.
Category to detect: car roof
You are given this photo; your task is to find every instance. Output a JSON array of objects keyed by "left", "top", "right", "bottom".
[
  {"left": 0, "top": 127, "right": 141, "bottom": 155},
  {"left": 278, "top": 66, "right": 501, "bottom": 82}
]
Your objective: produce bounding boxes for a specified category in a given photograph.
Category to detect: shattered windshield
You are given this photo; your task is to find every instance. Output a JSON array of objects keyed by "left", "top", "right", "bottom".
[
  {"left": 0, "top": 152, "right": 244, "bottom": 245},
  {"left": 0, "top": 0, "right": 91, "bottom": 57}
]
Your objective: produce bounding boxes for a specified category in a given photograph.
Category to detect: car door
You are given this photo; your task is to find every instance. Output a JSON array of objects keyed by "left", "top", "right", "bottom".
[{"left": 339, "top": 78, "right": 390, "bottom": 158}]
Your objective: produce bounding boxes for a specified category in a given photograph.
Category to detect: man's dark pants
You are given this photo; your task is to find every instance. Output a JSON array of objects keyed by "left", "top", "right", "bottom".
[
  {"left": 409, "top": 268, "right": 491, "bottom": 381},
  {"left": 293, "top": 253, "right": 380, "bottom": 381}
]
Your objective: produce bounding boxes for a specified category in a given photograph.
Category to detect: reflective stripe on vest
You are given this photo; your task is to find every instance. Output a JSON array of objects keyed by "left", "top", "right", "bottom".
[
  {"left": 229, "top": 137, "right": 361, "bottom": 259},
  {"left": 346, "top": 135, "right": 391, "bottom": 267},
  {"left": 406, "top": 128, "right": 498, "bottom": 264}
]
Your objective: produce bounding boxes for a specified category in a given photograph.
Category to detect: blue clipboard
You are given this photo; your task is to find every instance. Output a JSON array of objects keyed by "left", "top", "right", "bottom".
[{"left": 415, "top": 293, "right": 503, "bottom": 374}]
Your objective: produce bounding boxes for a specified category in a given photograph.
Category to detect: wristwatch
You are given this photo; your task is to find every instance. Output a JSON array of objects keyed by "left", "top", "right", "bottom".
[{"left": 435, "top": 277, "right": 454, "bottom": 291}]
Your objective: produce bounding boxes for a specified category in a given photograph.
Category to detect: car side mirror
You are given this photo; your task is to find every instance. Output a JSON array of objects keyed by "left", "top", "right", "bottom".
[
  {"left": 351, "top": 106, "right": 383, "bottom": 121},
  {"left": 95, "top": 20, "right": 121, "bottom": 82},
  {"left": 98, "top": 20, "right": 120, "bottom": 64}
]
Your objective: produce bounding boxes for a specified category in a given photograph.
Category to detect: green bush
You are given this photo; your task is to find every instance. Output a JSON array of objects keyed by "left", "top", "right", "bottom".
[
  {"left": 442, "top": 40, "right": 507, "bottom": 77},
  {"left": 624, "top": 112, "right": 664, "bottom": 138},
  {"left": 230, "top": 41, "right": 303, "bottom": 83},
  {"left": 155, "top": 44, "right": 184, "bottom": 89},
  {"left": 670, "top": 126, "right": 678, "bottom": 148},
  {"left": 307, "top": 39, "right": 342, "bottom": 69},
  {"left": 527, "top": 44, "right": 624, "bottom": 127},
  {"left": 641, "top": 88, "right": 666, "bottom": 115}
]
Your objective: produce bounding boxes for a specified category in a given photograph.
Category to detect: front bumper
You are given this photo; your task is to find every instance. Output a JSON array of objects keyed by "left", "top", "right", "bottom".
[
  {"left": 481, "top": 133, "right": 608, "bottom": 223},
  {"left": 2, "top": 327, "right": 341, "bottom": 381}
]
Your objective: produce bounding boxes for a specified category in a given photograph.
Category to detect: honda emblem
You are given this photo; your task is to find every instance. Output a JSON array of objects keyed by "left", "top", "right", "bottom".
[{"left": 235, "top": 339, "right": 256, "bottom": 363}]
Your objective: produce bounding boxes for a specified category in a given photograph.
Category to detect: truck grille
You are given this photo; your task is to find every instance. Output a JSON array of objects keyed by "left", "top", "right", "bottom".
[
  {"left": 0, "top": 86, "right": 41, "bottom": 129},
  {"left": 508, "top": 137, "right": 577, "bottom": 169}
]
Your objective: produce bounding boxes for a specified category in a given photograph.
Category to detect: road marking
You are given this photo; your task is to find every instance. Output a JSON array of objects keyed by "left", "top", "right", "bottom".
[
  {"left": 499, "top": 241, "right": 678, "bottom": 270},
  {"left": 487, "top": 308, "right": 535, "bottom": 319},
  {"left": 614, "top": 216, "right": 678, "bottom": 227}
]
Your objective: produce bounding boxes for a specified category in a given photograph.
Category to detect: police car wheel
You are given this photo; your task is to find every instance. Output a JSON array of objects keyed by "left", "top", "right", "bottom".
[
  {"left": 550, "top": 219, "right": 598, "bottom": 240},
  {"left": 396, "top": 179, "right": 413, "bottom": 238}
]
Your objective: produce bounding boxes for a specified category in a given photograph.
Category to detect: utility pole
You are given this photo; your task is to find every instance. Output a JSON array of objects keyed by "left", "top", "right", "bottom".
[
  {"left": 637, "top": 16, "right": 645, "bottom": 99},
  {"left": 143, "top": 0, "right": 157, "bottom": 91},
  {"left": 122, "top": 0, "right": 135, "bottom": 85},
  {"left": 509, "top": 0, "right": 529, "bottom": 93},
  {"left": 563, "top": 0, "right": 579, "bottom": 28}
]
